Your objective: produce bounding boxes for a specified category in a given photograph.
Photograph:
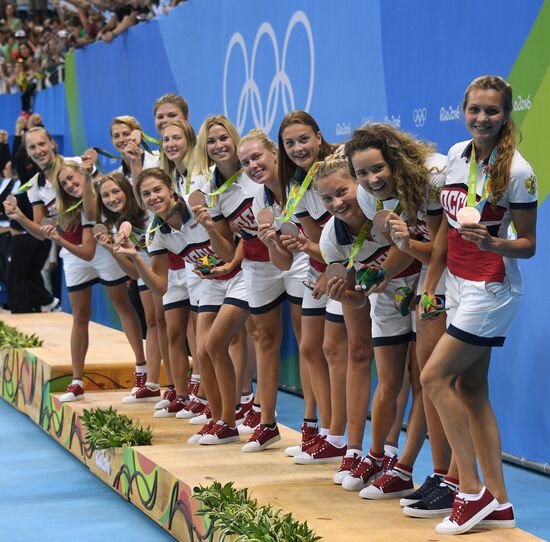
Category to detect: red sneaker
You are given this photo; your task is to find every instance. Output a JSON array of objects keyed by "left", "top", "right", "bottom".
[
  {"left": 131, "top": 371, "right": 147, "bottom": 394},
  {"left": 284, "top": 423, "right": 319, "bottom": 457},
  {"left": 478, "top": 503, "right": 515, "bottom": 529},
  {"left": 60, "top": 383, "right": 84, "bottom": 403},
  {"left": 154, "top": 398, "right": 188, "bottom": 418},
  {"left": 199, "top": 421, "right": 240, "bottom": 445},
  {"left": 189, "top": 405, "right": 212, "bottom": 425},
  {"left": 155, "top": 387, "right": 177, "bottom": 410},
  {"left": 238, "top": 408, "right": 261, "bottom": 435},
  {"left": 342, "top": 456, "right": 383, "bottom": 492},
  {"left": 334, "top": 452, "right": 362, "bottom": 485},
  {"left": 176, "top": 397, "right": 206, "bottom": 419},
  {"left": 360, "top": 468, "right": 415, "bottom": 499},
  {"left": 293, "top": 437, "right": 346, "bottom": 464},
  {"left": 188, "top": 379, "right": 200, "bottom": 396},
  {"left": 241, "top": 424, "right": 281, "bottom": 452},
  {"left": 122, "top": 385, "right": 161, "bottom": 404},
  {"left": 188, "top": 420, "right": 217, "bottom": 444},
  {"left": 435, "top": 488, "right": 499, "bottom": 535},
  {"left": 384, "top": 453, "right": 398, "bottom": 473}
]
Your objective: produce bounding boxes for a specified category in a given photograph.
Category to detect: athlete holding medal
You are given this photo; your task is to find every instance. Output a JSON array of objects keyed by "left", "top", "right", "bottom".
[
  {"left": 277, "top": 111, "right": 348, "bottom": 465},
  {"left": 235, "top": 129, "right": 309, "bottom": 452},
  {"left": 420, "top": 76, "right": 537, "bottom": 535},
  {"left": 345, "top": 125, "right": 458, "bottom": 511}
]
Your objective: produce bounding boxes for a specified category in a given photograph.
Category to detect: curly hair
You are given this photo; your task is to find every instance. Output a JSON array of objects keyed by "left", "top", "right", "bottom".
[
  {"left": 96, "top": 172, "right": 147, "bottom": 232},
  {"left": 345, "top": 124, "right": 435, "bottom": 223},
  {"left": 462, "top": 75, "right": 515, "bottom": 204}
]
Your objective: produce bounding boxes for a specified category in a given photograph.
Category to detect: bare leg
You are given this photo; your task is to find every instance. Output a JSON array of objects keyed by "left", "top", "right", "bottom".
[
  {"left": 323, "top": 320, "right": 347, "bottom": 436},
  {"left": 421, "top": 334, "right": 488, "bottom": 494},
  {"left": 206, "top": 304, "right": 249, "bottom": 426},
  {"left": 386, "top": 354, "right": 410, "bottom": 448},
  {"left": 153, "top": 294, "right": 173, "bottom": 384},
  {"left": 139, "top": 290, "right": 162, "bottom": 381},
  {"left": 344, "top": 303, "right": 374, "bottom": 450},
  {"left": 165, "top": 306, "right": 191, "bottom": 397},
  {"left": 196, "top": 312, "right": 221, "bottom": 418},
  {"left": 68, "top": 288, "right": 92, "bottom": 380},
  {"left": 300, "top": 315, "right": 331, "bottom": 428}
]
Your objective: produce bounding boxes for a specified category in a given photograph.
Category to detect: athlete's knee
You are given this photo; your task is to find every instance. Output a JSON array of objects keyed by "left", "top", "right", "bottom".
[
  {"left": 456, "top": 374, "right": 487, "bottom": 407},
  {"left": 255, "top": 325, "right": 281, "bottom": 352}
]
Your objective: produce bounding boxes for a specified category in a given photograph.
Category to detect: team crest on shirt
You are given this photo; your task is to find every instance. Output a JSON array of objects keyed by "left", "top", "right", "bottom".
[
  {"left": 428, "top": 184, "right": 442, "bottom": 204},
  {"left": 524, "top": 175, "right": 537, "bottom": 195}
]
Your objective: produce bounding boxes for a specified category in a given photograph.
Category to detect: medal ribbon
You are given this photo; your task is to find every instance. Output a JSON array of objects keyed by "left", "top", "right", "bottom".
[
  {"left": 206, "top": 169, "right": 242, "bottom": 207},
  {"left": 280, "top": 162, "right": 319, "bottom": 222},
  {"left": 467, "top": 144, "right": 497, "bottom": 213},
  {"left": 146, "top": 201, "right": 180, "bottom": 245},
  {"left": 346, "top": 220, "right": 372, "bottom": 270},
  {"left": 14, "top": 172, "right": 39, "bottom": 195}
]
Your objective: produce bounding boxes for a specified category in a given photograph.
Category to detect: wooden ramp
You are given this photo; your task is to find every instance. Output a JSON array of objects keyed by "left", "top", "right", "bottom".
[{"left": 0, "top": 313, "right": 543, "bottom": 542}]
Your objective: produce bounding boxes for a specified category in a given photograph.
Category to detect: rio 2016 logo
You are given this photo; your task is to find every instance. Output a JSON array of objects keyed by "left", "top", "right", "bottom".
[{"left": 223, "top": 11, "right": 315, "bottom": 134}]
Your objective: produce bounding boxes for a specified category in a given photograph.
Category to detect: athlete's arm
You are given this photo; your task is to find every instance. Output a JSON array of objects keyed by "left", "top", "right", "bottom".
[
  {"left": 131, "top": 252, "right": 169, "bottom": 296},
  {"left": 388, "top": 214, "right": 442, "bottom": 264},
  {"left": 193, "top": 207, "right": 237, "bottom": 263},
  {"left": 281, "top": 215, "right": 324, "bottom": 263},
  {"left": 43, "top": 225, "right": 97, "bottom": 261},
  {"left": 459, "top": 206, "right": 536, "bottom": 259},
  {"left": 421, "top": 219, "right": 448, "bottom": 294},
  {"left": 5, "top": 200, "right": 47, "bottom": 240}
]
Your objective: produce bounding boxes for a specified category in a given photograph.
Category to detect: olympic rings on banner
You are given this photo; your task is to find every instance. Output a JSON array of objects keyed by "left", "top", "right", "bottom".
[{"left": 412, "top": 108, "right": 428, "bottom": 128}]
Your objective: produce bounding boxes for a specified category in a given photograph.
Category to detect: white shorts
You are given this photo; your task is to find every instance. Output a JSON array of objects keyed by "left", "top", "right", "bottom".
[
  {"left": 302, "top": 266, "right": 344, "bottom": 322},
  {"left": 370, "top": 274, "right": 418, "bottom": 347},
  {"left": 445, "top": 271, "right": 521, "bottom": 347},
  {"left": 242, "top": 252, "right": 308, "bottom": 314},
  {"left": 137, "top": 251, "right": 152, "bottom": 291},
  {"left": 198, "top": 270, "right": 249, "bottom": 313},
  {"left": 163, "top": 267, "right": 190, "bottom": 311},
  {"left": 61, "top": 244, "right": 127, "bottom": 292},
  {"left": 185, "top": 264, "right": 204, "bottom": 312}
]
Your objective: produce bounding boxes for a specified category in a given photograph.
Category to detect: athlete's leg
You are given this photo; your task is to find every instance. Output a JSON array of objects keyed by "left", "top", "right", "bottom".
[{"left": 68, "top": 287, "right": 92, "bottom": 380}]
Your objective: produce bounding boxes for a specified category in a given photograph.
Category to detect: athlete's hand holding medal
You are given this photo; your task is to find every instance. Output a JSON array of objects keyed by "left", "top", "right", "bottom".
[
  {"left": 355, "top": 264, "right": 389, "bottom": 296},
  {"left": 324, "top": 263, "right": 350, "bottom": 302},
  {"left": 279, "top": 226, "right": 310, "bottom": 254},
  {"left": 257, "top": 208, "right": 278, "bottom": 247},
  {"left": 92, "top": 223, "right": 113, "bottom": 250},
  {"left": 40, "top": 218, "right": 62, "bottom": 242},
  {"left": 387, "top": 215, "right": 411, "bottom": 251},
  {"left": 120, "top": 130, "right": 142, "bottom": 166},
  {"left": 456, "top": 206, "right": 494, "bottom": 251},
  {"left": 112, "top": 221, "right": 137, "bottom": 256},
  {"left": 189, "top": 190, "right": 216, "bottom": 233},
  {"left": 3, "top": 194, "right": 22, "bottom": 220},
  {"left": 80, "top": 148, "right": 98, "bottom": 174}
]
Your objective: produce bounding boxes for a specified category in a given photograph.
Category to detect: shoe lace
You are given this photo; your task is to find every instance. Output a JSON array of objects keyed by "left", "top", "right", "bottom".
[
  {"left": 67, "top": 383, "right": 81, "bottom": 393},
  {"left": 250, "top": 424, "right": 268, "bottom": 441},
  {"left": 244, "top": 409, "right": 260, "bottom": 427},
  {"left": 448, "top": 496, "right": 466, "bottom": 523}
]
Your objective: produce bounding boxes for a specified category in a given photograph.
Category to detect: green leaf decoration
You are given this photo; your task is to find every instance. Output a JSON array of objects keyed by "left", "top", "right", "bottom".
[
  {"left": 192, "top": 482, "right": 322, "bottom": 541},
  {"left": 0, "top": 321, "right": 44, "bottom": 349},
  {"left": 79, "top": 407, "right": 153, "bottom": 450}
]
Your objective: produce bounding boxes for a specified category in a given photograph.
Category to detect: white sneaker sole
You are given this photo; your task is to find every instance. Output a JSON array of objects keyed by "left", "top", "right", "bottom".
[
  {"left": 477, "top": 519, "right": 515, "bottom": 529},
  {"left": 360, "top": 486, "right": 415, "bottom": 500},
  {"left": 153, "top": 409, "right": 176, "bottom": 418},
  {"left": 199, "top": 435, "right": 240, "bottom": 445},
  {"left": 293, "top": 454, "right": 343, "bottom": 465},
  {"left": 59, "top": 393, "right": 84, "bottom": 403},
  {"left": 189, "top": 414, "right": 211, "bottom": 425},
  {"left": 238, "top": 424, "right": 258, "bottom": 435},
  {"left": 333, "top": 470, "right": 352, "bottom": 485},
  {"left": 284, "top": 444, "right": 302, "bottom": 457},
  {"left": 241, "top": 434, "right": 281, "bottom": 453},
  {"left": 435, "top": 499, "right": 499, "bottom": 535},
  {"left": 402, "top": 506, "right": 452, "bottom": 518},
  {"left": 154, "top": 399, "right": 171, "bottom": 410},
  {"left": 121, "top": 396, "right": 160, "bottom": 404}
]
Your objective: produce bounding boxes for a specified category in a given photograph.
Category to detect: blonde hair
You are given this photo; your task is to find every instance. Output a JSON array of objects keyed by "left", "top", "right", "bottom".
[
  {"left": 345, "top": 124, "right": 434, "bottom": 224},
  {"left": 313, "top": 155, "right": 354, "bottom": 184},
  {"left": 159, "top": 120, "right": 197, "bottom": 181},
  {"left": 238, "top": 128, "right": 277, "bottom": 153},
  {"left": 53, "top": 160, "right": 84, "bottom": 229},
  {"left": 110, "top": 115, "right": 142, "bottom": 135},
  {"left": 462, "top": 75, "right": 516, "bottom": 203},
  {"left": 194, "top": 115, "right": 240, "bottom": 176},
  {"left": 25, "top": 126, "right": 64, "bottom": 182}
]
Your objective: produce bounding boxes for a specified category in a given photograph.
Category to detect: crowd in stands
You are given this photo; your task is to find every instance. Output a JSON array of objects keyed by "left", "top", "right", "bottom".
[{"left": 0, "top": 0, "right": 185, "bottom": 107}]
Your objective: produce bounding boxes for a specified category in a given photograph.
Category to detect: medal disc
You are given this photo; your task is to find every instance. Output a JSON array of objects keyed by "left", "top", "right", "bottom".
[
  {"left": 6, "top": 194, "right": 17, "bottom": 206},
  {"left": 257, "top": 208, "right": 274, "bottom": 226},
  {"left": 456, "top": 207, "right": 481, "bottom": 225},
  {"left": 119, "top": 221, "right": 132, "bottom": 237},
  {"left": 372, "top": 209, "right": 392, "bottom": 233},
  {"left": 325, "top": 263, "right": 347, "bottom": 282},
  {"left": 280, "top": 222, "right": 299, "bottom": 237},
  {"left": 40, "top": 217, "right": 56, "bottom": 227},
  {"left": 188, "top": 190, "right": 206, "bottom": 208},
  {"left": 92, "top": 224, "right": 108, "bottom": 237}
]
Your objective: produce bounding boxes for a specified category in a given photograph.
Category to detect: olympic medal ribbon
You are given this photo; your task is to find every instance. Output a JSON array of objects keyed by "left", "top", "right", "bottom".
[
  {"left": 346, "top": 220, "right": 372, "bottom": 270},
  {"left": 467, "top": 144, "right": 497, "bottom": 213},
  {"left": 145, "top": 201, "right": 182, "bottom": 246},
  {"left": 375, "top": 199, "right": 402, "bottom": 216},
  {"left": 205, "top": 169, "right": 242, "bottom": 207},
  {"left": 93, "top": 146, "right": 122, "bottom": 174},
  {"left": 279, "top": 161, "right": 319, "bottom": 222},
  {"left": 13, "top": 172, "right": 39, "bottom": 195}
]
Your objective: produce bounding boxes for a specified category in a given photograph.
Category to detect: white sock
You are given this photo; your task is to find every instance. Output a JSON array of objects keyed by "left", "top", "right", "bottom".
[
  {"left": 191, "top": 373, "right": 200, "bottom": 381},
  {"left": 457, "top": 487, "right": 485, "bottom": 501},
  {"left": 241, "top": 392, "right": 254, "bottom": 403},
  {"left": 495, "top": 502, "right": 512, "bottom": 511},
  {"left": 345, "top": 448, "right": 362, "bottom": 458},
  {"left": 326, "top": 434, "right": 346, "bottom": 447},
  {"left": 384, "top": 444, "right": 399, "bottom": 456},
  {"left": 72, "top": 379, "right": 83, "bottom": 386},
  {"left": 135, "top": 365, "right": 146, "bottom": 374},
  {"left": 320, "top": 427, "right": 330, "bottom": 437},
  {"left": 252, "top": 404, "right": 261, "bottom": 413},
  {"left": 145, "top": 381, "right": 160, "bottom": 389}
]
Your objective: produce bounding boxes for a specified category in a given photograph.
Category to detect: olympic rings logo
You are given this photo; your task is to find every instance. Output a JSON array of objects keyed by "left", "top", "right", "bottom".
[
  {"left": 412, "top": 108, "right": 427, "bottom": 128},
  {"left": 223, "top": 11, "right": 315, "bottom": 134}
]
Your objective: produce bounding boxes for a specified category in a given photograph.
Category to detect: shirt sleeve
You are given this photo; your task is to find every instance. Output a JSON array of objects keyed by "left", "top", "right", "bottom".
[
  {"left": 319, "top": 225, "right": 345, "bottom": 264},
  {"left": 508, "top": 160, "right": 538, "bottom": 208}
]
